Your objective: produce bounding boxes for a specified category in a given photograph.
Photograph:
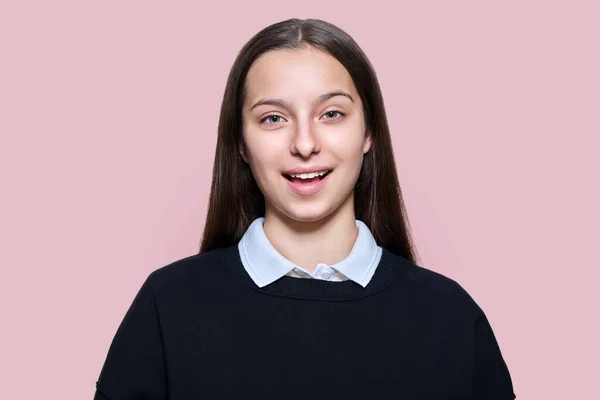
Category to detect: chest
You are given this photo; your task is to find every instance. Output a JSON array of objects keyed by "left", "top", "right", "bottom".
[{"left": 159, "top": 300, "right": 475, "bottom": 399}]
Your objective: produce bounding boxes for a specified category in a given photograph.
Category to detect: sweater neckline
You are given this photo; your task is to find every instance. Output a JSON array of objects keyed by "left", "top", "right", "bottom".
[{"left": 220, "top": 244, "right": 404, "bottom": 301}]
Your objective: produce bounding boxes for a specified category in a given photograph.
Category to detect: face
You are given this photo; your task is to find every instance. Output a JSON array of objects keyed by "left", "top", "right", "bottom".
[{"left": 241, "top": 46, "right": 371, "bottom": 224}]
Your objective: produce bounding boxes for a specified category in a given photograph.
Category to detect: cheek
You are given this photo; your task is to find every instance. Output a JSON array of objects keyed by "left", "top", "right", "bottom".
[
  {"left": 245, "top": 143, "right": 279, "bottom": 181},
  {"left": 327, "top": 135, "right": 367, "bottom": 167}
]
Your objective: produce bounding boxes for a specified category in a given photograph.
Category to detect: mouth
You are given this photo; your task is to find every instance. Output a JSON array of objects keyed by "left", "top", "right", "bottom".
[
  {"left": 282, "top": 169, "right": 332, "bottom": 195},
  {"left": 283, "top": 170, "right": 331, "bottom": 183}
]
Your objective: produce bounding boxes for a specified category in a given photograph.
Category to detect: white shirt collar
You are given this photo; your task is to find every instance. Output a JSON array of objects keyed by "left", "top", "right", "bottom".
[{"left": 238, "top": 217, "right": 382, "bottom": 288}]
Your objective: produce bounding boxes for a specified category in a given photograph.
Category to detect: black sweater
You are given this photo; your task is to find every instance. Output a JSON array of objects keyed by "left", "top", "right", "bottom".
[{"left": 94, "top": 244, "right": 516, "bottom": 399}]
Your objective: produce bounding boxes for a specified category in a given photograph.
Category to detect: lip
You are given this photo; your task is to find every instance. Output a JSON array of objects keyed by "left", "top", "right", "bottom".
[
  {"left": 283, "top": 170, "right": 331, "bottom": 196},
  {"left": 283, "top": 166, "right": 332, "bottom": 175}
]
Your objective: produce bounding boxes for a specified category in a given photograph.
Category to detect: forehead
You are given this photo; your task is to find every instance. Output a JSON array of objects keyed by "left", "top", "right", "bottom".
[{"left": 244, "top": 47, "right": 358, "bottom": 104}]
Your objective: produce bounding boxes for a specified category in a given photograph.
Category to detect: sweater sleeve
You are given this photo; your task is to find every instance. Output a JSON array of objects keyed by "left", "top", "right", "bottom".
[
  {"left": 94, "top": 274, "right": 167, "bottom": 399},
  {"left": 472, "top": 312, "right": 516, "bottom": 399}
]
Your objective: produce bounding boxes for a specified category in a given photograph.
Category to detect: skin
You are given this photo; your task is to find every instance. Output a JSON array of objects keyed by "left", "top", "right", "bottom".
[{"left": 241, "top": 45, "right": 372, "bottom": 272}]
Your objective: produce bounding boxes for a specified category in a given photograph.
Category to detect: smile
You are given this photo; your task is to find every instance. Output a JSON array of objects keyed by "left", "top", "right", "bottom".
[{"left": 282, "top": 170, "right": 331, "bottom": 195}]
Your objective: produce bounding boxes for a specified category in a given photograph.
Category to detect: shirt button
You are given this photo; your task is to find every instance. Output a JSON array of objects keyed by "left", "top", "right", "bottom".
[{"left": 322, "top": 272, "right": 332, "bottom": 280}]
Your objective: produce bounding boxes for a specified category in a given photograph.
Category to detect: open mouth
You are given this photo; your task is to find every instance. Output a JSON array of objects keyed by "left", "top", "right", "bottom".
[{"left": 283, "top": 170, "right": 331, "bottom": 183}]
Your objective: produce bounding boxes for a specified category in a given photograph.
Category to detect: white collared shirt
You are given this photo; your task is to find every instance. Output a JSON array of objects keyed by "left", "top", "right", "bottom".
[{"left": 238, "top": 217, "right": 383, "bottom": 288}]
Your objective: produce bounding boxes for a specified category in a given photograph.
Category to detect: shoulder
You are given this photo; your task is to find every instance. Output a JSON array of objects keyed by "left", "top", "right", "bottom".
[
  {"left": 139, "top": 246, "right": 235, "bottom": 297},
  {"left": 383, "top": 248, "right": 483, "bottom": 317}
]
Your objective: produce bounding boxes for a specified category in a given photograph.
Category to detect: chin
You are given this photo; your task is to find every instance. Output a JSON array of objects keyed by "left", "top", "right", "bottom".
[
  {"left": 275, "top": 201, "right": 342, "bottom": 225},
  {"left": 266, "top": 191, "right": 355, "bottom": 225},
  {"left": 283, "top": 210, "right": 331, "bottom": 224}
]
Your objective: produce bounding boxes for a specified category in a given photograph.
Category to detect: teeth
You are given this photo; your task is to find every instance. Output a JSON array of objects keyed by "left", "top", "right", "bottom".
[{"left": 289, "top": 170, "right": 328, "bottom": 179}]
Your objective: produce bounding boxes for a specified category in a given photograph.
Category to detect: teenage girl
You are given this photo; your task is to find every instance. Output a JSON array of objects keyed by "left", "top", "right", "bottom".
[{"left": 94, "top": 18, "right": 516, "bottom": 399}]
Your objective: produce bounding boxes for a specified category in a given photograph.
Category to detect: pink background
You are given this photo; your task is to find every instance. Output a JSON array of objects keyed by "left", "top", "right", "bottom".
[{"left": 2, "top": 1, "right": 598, "bottom": 398}]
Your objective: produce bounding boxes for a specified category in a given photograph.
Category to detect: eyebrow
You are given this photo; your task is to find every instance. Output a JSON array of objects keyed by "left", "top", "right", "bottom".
[{"left": 249, "top": 90, "right": 354, "bottom": 111}]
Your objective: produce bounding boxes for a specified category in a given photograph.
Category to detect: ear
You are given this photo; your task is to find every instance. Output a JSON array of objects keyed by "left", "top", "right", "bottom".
[
  {"left": 363, "top": 132, "right": 373, "bottom": 154},
  {"left": 239, "top": 141, "right": 249, "bottom": 163}
]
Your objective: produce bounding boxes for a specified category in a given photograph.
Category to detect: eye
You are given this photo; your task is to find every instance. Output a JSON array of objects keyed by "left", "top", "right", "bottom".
[
  {"left": 321, "top": 110, "right": 344, "bottom": 120},
  {"left": 260, "top": 114, "right": 287, "bottom": 125}
]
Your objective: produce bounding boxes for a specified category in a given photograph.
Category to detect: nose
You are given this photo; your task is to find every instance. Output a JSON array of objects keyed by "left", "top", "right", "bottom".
[{"left": 289, "top": 120, "right": 320, "bottom": 158}]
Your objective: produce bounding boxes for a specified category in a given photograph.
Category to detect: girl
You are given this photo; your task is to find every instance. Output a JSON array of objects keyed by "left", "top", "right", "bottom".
[{"left": 94, "top": 18, "right": 515, "bottom": 399}]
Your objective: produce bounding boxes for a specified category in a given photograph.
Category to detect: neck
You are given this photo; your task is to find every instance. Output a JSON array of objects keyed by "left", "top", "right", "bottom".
[{"left": 262, "top": 200, "right": 359, "bottom": 273}]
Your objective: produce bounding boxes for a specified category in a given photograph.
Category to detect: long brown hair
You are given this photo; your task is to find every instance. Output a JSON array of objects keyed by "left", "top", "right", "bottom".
[{"left": 200, "top": 18, "right": 419, "bottom": 263}]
